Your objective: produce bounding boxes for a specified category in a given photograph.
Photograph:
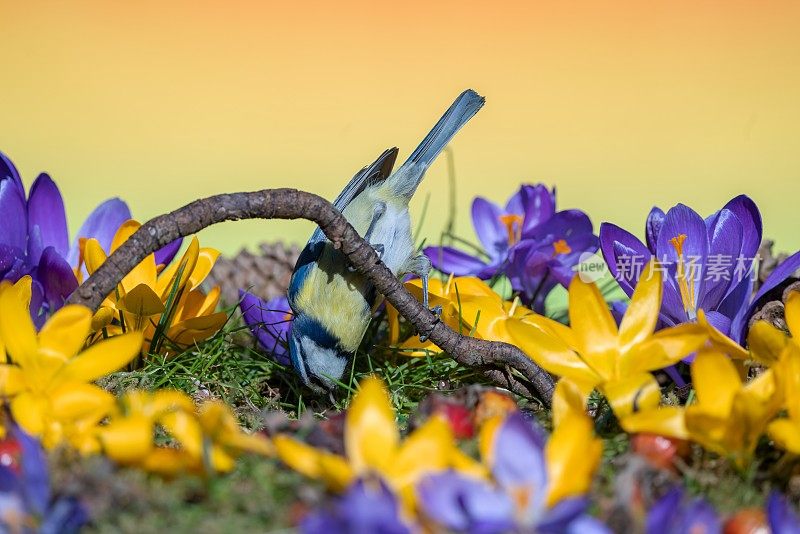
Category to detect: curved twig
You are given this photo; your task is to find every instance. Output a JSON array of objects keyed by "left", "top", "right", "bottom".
[{"left": 67, "top": 189, "right": 555, "bottom": 404}]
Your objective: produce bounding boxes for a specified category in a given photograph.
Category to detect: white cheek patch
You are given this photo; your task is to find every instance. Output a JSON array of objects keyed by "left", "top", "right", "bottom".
[{"left": 300, "top": 336, "right": 348, "bottom": 388}]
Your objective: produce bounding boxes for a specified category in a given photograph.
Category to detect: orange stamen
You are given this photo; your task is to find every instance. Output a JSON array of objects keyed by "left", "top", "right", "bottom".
[
  {"left": 552, "top": 239, "right": 572, "bottom": 256},
  {"left": 499, "top": 214, "right": 524, "bottom": 246},
  {"left": 668, "top": 233, "right": 697, "bottom": 319}
]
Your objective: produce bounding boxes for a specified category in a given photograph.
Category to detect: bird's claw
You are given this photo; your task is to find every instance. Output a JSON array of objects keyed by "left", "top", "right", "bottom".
[{"left": 419, "top": 305, "right": 443, "bottom": 342}]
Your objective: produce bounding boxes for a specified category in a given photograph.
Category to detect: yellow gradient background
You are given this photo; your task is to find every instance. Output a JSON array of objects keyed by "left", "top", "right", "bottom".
[{"left": 3, "top": 1, "right": 799, "bottom": 255}]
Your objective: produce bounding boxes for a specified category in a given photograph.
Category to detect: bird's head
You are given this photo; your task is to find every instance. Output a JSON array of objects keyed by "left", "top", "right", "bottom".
[{"left": 288, "top": 313, "right": 350, "bottom": 394}]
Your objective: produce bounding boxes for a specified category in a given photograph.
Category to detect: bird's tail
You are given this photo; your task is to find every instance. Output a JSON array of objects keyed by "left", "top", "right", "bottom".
[{"left": 387, "top": 89, "right": 485, "bottom": 199}]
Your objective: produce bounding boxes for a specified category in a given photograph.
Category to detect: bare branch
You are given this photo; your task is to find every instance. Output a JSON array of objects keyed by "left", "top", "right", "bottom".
[{"left": 68, "top": 188, "right": 555, "bottom": 404}]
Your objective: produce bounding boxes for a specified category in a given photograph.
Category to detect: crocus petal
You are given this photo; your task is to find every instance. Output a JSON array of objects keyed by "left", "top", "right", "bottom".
[
  {"left": 490, "top": 412, "right": 547, "bottom": 497},
  {"left": 471, "top": 197, "right": 507, "bottom": 259},
  {"left": 718, "top": 275, "right": 754, "bottom": 344},
  {"left": 117, "top": 284, "right": 166, "bottom": 317},
  {"left": 545, "top": 411, "right": 602, "bottom": 507},
  {"left": 0, "top": 176, "right": 27, "bottom": 252},
  {"left": 12, "top": 424, "right": 51, "bottom": 515},
  {"left": 645, "top": 207, "right": 665, "bottom": 254},
  {"left": 517, "top": 184, "right": 557, "bottom": 236},
  {"left": 82, "top": 238, "right": 108, "bottom": 275},
  {"left": 153, "top": 238, "right": 183, "bottom": 267},
  {"left": 747, "top": 321, "right": 787, "bottom": 365},
  {"left": 552, "top": 379, "right": 586, "bottom": 428},
  {"left": 568, "top": 278, "right": 618, "bottom": 375},
  {"left": 647, "top": 488, "right": 721, "bottom": 534},
  {"left": 564, "top": 514, "right": 613, "bottom": 534},
  {"left": 27, "top": 173, "right": 69, "bottom": 262},
  {"left": 303, "top": 479, "right": 411, "bottom": 534},
  {"left": 273, "top": 435, "right": 354, "bottom": 491},
  {"left": 0, "top": 364, "right": 26, "bottom": 396},
  {"left": 67, "top": 198, "right": 132, "bottom": 267},
  {"left": 699, "top": 208, "right": 743, "bottom": 311},
  {"left": 620, "top": 407, "right": 689, "bottom": 440},
  {"left": 600, "top": 373, "right": 661, "bottom": 418},
  {"left": 740, "top": 250, "right": 800, "bottom": 341},
  {"left": 768, "top": 419, "right": 800, "bottom": 454},
  {"left": 160, "top": 409, "right": 204, "bottom": 460},
  {"left": 785, "top": 291, "right": 800, "bottom": 338},
  {"left": 618, "top": 260, "right": 662, "bottom": 352},
  {"left": 187, "top": 247, "right": 219, "bottom": 288},
  {"left": 49, "top": 384, "right": 112, "bottom": 427},
  {"left": 696, "top": 309, "right": 749, "bottom": 361},
  {"left": 505, "top": 319, "right": 601, "bottom": 390},
  {"left": 38, "top": 304, "right": 92, "bottom": 360},
  {"left": 0, "top": 244, "right": 26, "bottom": 280},
  {"left": 530, "top": 209, "right": 593, "bottom": 243},
  {"left": 720, "top": 195, "right": 762, "bottom": 261},
  {"left": 56, "top": 331, "right": 143, "bottom": 382},
  {"left": 0, "top": 151, "right": 24, "bottom": 190},
  {"left": 598, "top": 222, "right": 651, "bottom": 296},
  {"left": 622, "top": 323, "right": 708, "bottom": 374},
  {"left": 345, "top": 376, "right": 399, "bottom": 474},
  {"left": 767, "top": 492, "right": 800, "bottom": 533},
  {"left": 10, "top": 392, "right": 48, "bottom": 437},
  {"left": 100, "top": 415, "right": 155, "bottom": 464},
  {"left": 387, "top": 416, "right": 454, "bottom": 499},
  {"left": 690, "top": 350, "right": 740, "bottom": 418},
  {"left": 424, "top": 246, "right": 490, "bottom": 277},
  {"left": 0, "top": 284, "right": 39, "bottom": 368},
  {"left": 656, "top": 204, "right": 709, "bottom": 324},
  {"left": 239, "top": 291, "right": 292, "bottom": 365},
  {"left": 156, "top": 236, "right": 199, "bottom": 297},
  {"left": 36, "top": 247, "right": 79, "bottom": 312},
  {"left": 417, "top": 472, "right": 515, "bottom": 533},
  {"left": 538, "top": 497, "right": 592, "bottom": 533}
]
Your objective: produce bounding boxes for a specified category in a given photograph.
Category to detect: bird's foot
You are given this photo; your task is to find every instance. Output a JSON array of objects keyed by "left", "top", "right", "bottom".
[{"left": 419, "top": 305, "right": 442, "bottom": 342}]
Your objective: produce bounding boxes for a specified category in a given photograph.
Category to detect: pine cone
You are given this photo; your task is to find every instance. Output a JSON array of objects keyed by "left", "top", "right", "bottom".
[
  {"left": 757, "top": 239, "right": 789, "bottom": 283},
  {"left": 749, "top": 240, "right": 800, "bottom": 333},
  {"left": 204, "top": 241, "right": 300, "bottom": 306}
]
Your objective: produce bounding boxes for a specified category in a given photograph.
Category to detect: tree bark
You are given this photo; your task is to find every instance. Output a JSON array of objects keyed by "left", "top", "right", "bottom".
[{"left": 68, "top": 188, "right": 555, "bottom": 404}]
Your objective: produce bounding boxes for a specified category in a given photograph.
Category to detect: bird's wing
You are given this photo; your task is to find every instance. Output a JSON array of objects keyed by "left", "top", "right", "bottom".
[{"left": 307, "top": 147, "right": 398, "bottom": 245}]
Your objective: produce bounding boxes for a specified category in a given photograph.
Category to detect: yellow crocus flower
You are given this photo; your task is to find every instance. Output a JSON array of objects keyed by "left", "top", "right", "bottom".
[
  {"left": 685, "top": 349, "right": 782, "bottom": 466},
  {"left": 0, "top": 277, "right": 142, "bottom": 446},
  {"left": 387, "top": 275, "right": 498, "bottom": 356},
  {"left": 507, "top": 260, "right": 707, "bottom": 417},
  {"left": 273, "top": 375, "right": 469, "bottom": 511},
  {"left": 83, "top": 219, "right": 227, "bottom": 355},
  {"left": 739, "top": 291, "right": 800, "bottom": 453}
]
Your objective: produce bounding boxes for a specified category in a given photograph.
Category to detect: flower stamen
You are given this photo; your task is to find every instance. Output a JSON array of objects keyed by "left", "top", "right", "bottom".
[
  {"left": 669, "top": 234, "right": 697, "bottom": 320},
  {"left": 552, "top": 239, "right": 572, "bottom": 256},
  {"left": 499, "top": 214, "right": 524, "bottom": 246}
]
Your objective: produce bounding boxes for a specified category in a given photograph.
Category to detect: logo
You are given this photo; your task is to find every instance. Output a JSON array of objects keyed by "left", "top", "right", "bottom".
[{"left": 574, "top": 252, "right": 608, "bottom": 283}]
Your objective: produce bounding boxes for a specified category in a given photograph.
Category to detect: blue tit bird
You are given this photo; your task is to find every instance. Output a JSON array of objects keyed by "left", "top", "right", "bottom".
[{"left": 287, "top": 89, "right": 485, "bottom": 393}]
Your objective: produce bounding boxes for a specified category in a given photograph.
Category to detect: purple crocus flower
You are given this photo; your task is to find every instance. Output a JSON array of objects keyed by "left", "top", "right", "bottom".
[
  {"left": 600, "top": 195, "right": 800, "bottom": 344},
  {"left": 645, "top": 487, "right": 720, "bottom": 534},
  {"left": 1, "top": 150, "right": 182, "bottom": 325},
  {"left": 239, "top": 291, "right": 293, "bottom": 366},
  {"left": 767, "top": 492, "right": 800, "bottom": 534},
  {"left": 417, "top": 413, "right": 609, "bottom": 533},
  {"left": 0, "top": 426, "right": 88, "bottom": 534},
  {"left": 301, "top": 479, "right": 411, "bottom": 534},
  {"left": 424, "top": 184, "right": 598, "bottom": 313}
]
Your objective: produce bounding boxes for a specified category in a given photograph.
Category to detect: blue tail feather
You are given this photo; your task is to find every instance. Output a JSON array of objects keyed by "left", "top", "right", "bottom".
[{"left": 402, "top": 89, "right": 485, "bottom": 170}]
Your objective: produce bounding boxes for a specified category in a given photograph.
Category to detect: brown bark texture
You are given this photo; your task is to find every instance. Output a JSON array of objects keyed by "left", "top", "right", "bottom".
[{"left": 67, "top": 189, "right": 555, "bottom": 404}]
